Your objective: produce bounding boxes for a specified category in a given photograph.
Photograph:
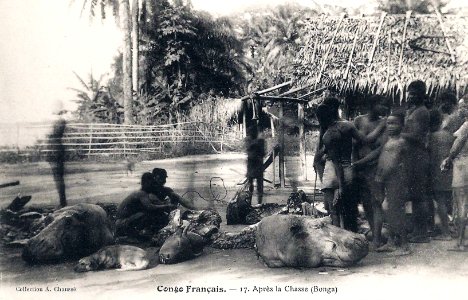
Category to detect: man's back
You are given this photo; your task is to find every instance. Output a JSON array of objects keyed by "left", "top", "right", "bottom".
[{"left": 117, "top": 191, "right": 147, "bottom": 218}]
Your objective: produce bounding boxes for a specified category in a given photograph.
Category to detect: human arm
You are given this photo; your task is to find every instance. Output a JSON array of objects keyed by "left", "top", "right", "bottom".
[
  {"left": 441, "top": 127, "right": 468, "bottom": 170},
  {"left": 349, "top": 120, "right": 386, "bottom": 144},
  {"left": 352, "top": 146, "right": 383, "bottom": 170},
  {"left": 167, "top": 191, "right": 213, "bottom": 210},
  {"left": 139, "top": 193, "right": 176, "bottom": 211}
]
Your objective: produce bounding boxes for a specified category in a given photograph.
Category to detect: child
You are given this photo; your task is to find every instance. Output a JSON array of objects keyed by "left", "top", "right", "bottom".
[
  {"left": 428, "top": 110, "right": 454, "bottom": 240},
  {"left": 374, "top": 112, "right": 411, "bottom": 255}
]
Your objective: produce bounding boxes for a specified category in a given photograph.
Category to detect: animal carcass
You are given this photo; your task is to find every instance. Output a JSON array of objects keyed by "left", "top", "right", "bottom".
[
  {"left": 159, "top": 226, "right": 206, "bottom": 264},
  {"left": 255, "top": 215, "right": 369, "bottom": 268},
  {"left": 74, "top": 245, "right": 149, "bottom": 272},
  {"left": 22, "top": 203, "right": 114, "bottom": 263}
]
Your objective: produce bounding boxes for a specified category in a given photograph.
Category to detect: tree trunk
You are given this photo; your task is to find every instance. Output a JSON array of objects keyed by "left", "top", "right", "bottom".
[
  {"left": 298, "top": 103, "right": 307, "bottom": 181},
  {"left": 120, "top": 0, "right": 133, "bottom": 124},
  {"left": 131, "top": 0, "right": 139, "bottom": 95}
]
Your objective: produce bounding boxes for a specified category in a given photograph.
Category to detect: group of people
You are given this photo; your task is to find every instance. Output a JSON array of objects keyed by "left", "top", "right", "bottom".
[
  {"left": 115, "top": 168, "right": 203, "bottom": 239},
  {"left": 313, "top": 80, "right": 468, "bottom": 254}
]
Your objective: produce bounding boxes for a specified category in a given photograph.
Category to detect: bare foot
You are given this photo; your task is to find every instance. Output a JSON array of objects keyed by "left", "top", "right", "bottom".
[
  {"left": 447, "top": 244, "right": 467, "bottom": 252},
  {"left": 375, "top": 243, "right": 397, "bottom": 252},
  {"left": 409, "top": 235, "right": 430, "bottom": 243},
  {"left": 369, "top": 243, "right": 380, "bottom": 252},
  {"left": 390, "top": 247, "right": 412, "bottom": 256},
  {"left": 433, "top": 234, "right": 452, "bottom": 241}
]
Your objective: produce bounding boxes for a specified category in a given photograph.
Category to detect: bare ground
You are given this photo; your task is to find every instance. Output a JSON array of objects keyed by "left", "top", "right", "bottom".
[{"left": 0, "top": 154, "right": 467, "bottom": 300}]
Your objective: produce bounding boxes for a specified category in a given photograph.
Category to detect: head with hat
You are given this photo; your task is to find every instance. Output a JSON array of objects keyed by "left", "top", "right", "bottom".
[{"left": 152, "top": 168, "right": 168, "bottom": 186}]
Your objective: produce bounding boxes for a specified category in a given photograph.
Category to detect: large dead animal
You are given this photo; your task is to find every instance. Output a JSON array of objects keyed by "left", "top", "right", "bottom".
[
  {"left": 255, "top": 215, "right": 369, "bottom": 268},
  {"left": 22, "top": 203, "right": 114, "bottom": 264}
]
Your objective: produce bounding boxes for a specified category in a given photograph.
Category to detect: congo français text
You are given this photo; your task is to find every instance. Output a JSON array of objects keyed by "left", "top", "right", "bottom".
[{"left": 157, "top": 285, "right": 226, "bottom": 294}]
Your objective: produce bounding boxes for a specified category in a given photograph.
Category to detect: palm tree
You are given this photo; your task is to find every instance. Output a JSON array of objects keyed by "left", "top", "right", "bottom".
[
  {"left": 70, "top": 72, "right": 122, "bottom": 123},
  {"left": 74, "top": 0, "right": 134, "bottom": 124},
  {"left": 235, "top": 4, "right": 317, "bottom": 90}
]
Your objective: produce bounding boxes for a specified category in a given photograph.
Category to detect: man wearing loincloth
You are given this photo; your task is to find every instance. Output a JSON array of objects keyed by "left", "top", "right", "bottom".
[
  {"left": 317, "top": 100, "right": 385, "bottom": 232},
  {"left": 401, "top": 80, "right": 431, "bottom": 243}
]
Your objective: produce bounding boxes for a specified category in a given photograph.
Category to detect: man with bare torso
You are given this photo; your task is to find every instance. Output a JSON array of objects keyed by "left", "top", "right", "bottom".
[
  {"left": 352, "top": 95, "right": 388, "bottom": 248},
  {"left": 402, "top": 80, "right": 431, "bottom": 243}
]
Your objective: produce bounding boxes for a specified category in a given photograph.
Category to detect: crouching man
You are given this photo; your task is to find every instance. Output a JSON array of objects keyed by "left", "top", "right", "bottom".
[{"left": 116, "top": 172, "right": 176, "bottom": 237}]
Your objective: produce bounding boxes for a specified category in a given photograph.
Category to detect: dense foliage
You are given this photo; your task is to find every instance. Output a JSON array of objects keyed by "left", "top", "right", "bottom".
[{"left": 72, "top": 2, "right": 320, "bottom": 124}]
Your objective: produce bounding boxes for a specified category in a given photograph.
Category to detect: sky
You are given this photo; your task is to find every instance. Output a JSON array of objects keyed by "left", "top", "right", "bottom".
[{"left": 0, "top": 0, "right": 466, "bottom": 123}]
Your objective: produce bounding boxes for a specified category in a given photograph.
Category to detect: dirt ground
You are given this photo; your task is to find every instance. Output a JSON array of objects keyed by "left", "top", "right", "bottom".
[{"left": 0, "top": 154, "right": 467, "bottom": 300}]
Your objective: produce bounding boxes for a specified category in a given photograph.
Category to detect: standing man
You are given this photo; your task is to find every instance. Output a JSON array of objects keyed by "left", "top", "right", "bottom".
[
  {"left": 245, "top": 125, "right": 265, "bottom": 204},
  {"left": 47, "top": 103, "right": 68, "bottom": 207},
  {"left": 352, "top": 95, "right": 388, "bottom": 249},
  {"left": 402, "top": 80, "right": 431, "bottom": 243}
]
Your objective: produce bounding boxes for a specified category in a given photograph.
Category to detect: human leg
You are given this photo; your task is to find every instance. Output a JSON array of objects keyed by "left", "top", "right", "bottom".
[
  {"left": 358, "top": 176, "right": 374, "bottom": 233},
  {"left": 342, "top": 180, "right": 359, "bottom": 233},
  {"left": 323, "top": 189, "right": 340, "bottom": 227},
  {"left": 449, "top": 187, "right": 467, "bottom": 251},
  {"left": 248, "top": 177, "right": 254, "bottom": 194},
  {"left": 434, "top": 191, "right": 451, "bottom": 239},
  {"left": 256, "top": 175, "right": 264, "bottom": 204},
  {"left": 377, "top": 177, "right": 410, "bottom": 254},
  {"left": 371, "top": 181, "right": 385, "bottom": 248},
  {"left": 408, "top": 148, "right": 430, "bottom": 242},
  {"left": 52, "top": 163, "right": 67, "bottom": 207}
]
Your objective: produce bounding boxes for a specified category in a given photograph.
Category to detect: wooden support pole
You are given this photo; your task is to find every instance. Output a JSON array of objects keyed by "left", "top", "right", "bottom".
[
  {"left": 345, "top": 21, "right": 362, "bottom": 80},
  {"left": 279, "top": 102, "right": 285, "bottom": 188},
  {"left": 298, "top": 102, "right": 307, "bottom": 181},
  {"left": 368, "top": 12, "right": 387, "bottom": 66},
  {"left": 87, "top": 125, "right": 93, "bottom": 157},
  {"left": 272, "top": 146, "right": 276, "bottom": 186},
  {"left": 433, "top": 5, "right": 456, "bottom": 63},
  {"left": 315, "top": 13, "right": 346, "bottom": 87},
  {"left": 242, "top": 102, "right": 247, "bottom": 138},
  {"left": 240, "top": 80, "right": 293, "bottom": 101},
  {"left": 258, "top": 95, "right": 308, "bottom": 103},
  {"left": 386, "top": 31, "right": 392, "bottom": 92},
  {"left": 298, "top": 86, "right": 330, "bottom": 100},
  {"left": 278, "top": 83, "right": 314, "bottom": 97},
  {"left": 398, "top": 11, "right": 412, "bottom": 76}
]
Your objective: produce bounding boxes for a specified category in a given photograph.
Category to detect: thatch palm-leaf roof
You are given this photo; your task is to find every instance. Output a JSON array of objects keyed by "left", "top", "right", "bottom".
[{"left": 293, "top": 13, "right": 468, "bottom": 99}]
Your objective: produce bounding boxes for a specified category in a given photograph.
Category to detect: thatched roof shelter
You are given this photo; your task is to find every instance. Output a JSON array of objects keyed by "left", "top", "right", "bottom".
[{"left": 293, "top": 13, "right": 468, "bottom": 100}]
